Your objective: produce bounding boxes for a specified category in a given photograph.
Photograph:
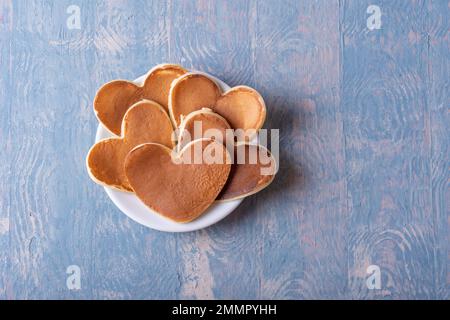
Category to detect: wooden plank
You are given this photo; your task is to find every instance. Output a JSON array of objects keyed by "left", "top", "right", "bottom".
[
  {"left": 342, "top": 0, "right": 436, "bottom": 299},
  {"left": 427, "top": 0, "right": 449, "bottom": 300},
  {"left": 5, "top": 0, "right": 101, "bottom": 299},
  {"left": 253, "top": 0, "right": 346, "bottom": 299},
  {"left": 0, "top": 0, "right": 13, "bottom": 300},
  {"left": 6, "top": 0, "right": 66, "bottom": 299}
]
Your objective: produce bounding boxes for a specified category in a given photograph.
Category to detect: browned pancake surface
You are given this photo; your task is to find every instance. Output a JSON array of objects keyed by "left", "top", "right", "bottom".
[
  {"left": 169, "top": 74, "right": 266, "bottom": 136},
  {"left": 87, "top": 100, "right": 174, "bottom": 192},
  {"left": 94, "top": 64, "right": 186, "bottom": 135},
  {"left": 218, "top": 143, "right": 276, "bottom": 201},
  {"left": 125, "top": 139, "right": 231, "bottom": 223},
  {"left": 177, "top": 108, "right": 231, "bottom": 150}
]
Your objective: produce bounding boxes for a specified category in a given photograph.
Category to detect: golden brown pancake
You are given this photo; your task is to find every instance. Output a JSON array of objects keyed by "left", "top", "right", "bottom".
[
  {"left": 217, "top": 143, "right": 277, "bottom": 201},
  {"left": 94, "top": 64, "right": 187, "bottom": 136},
  {"left": 169, "top": 74, "right": 266, "bottom": 137},
  {"left": 125, "top": 139, "right": 231, "bottom": 223},
  {"left": 86, "top": 100, "right": 174, "bottom": 192},
  {"left": 177, "top": 108, "right": 231, "bottom": 151}
]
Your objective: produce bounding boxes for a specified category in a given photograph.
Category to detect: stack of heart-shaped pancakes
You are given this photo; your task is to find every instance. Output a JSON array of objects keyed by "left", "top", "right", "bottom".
[{"left": 87, "top": 63, "right": 277, "bottom": 223}]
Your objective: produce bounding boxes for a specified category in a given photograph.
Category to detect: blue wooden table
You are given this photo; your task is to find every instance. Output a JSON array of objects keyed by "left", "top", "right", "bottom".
[{"left": 0, "top": 0, "right": 448, "bottom": 299}]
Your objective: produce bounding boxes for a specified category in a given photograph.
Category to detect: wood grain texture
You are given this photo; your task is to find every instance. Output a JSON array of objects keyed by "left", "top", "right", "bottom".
[
  {"left": 0, "top": 0, "right": 448, "bottom": 299},
  {"left": 253, "top": 0, "right": 348, "bottom": 299},
  {"left": 342, "top": 0, "right": 448, "bottom": 299},
  {"left": 427, "top": 0, "right": 450, "bottom": 299},
  {"left": 0, "top": 0, "right": 13, "bottom": 299}
]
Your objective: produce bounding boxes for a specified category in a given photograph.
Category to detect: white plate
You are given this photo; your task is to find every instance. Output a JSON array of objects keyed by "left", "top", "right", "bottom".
[{"left": 95, "top": 72, "right": 243, "bottom": 232}]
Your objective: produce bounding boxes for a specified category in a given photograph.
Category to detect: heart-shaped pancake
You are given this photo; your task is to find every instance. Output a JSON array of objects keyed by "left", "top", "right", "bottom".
[
  {"left": 169, "top": 73, "right": 266, "bottom": 136},
  {"left": 125, "top": 139, "right": 231, "bottom": 223},
  {"left": 217, "top": 143, "right": 277, "bottom": 201},
  {"left": 177, "top": 108, "right": 231, "bottom": 151},
  {"left": 87, "top": 100, "right": 174, "bottom": 192},
  {"left": 94, "top": 64, "right": 187, "bottom": 136}
]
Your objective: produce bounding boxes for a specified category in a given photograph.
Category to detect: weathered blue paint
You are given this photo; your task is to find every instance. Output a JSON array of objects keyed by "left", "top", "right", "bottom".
[{"left": 0, "top": 0, "right": 448, "bottom": 299}]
